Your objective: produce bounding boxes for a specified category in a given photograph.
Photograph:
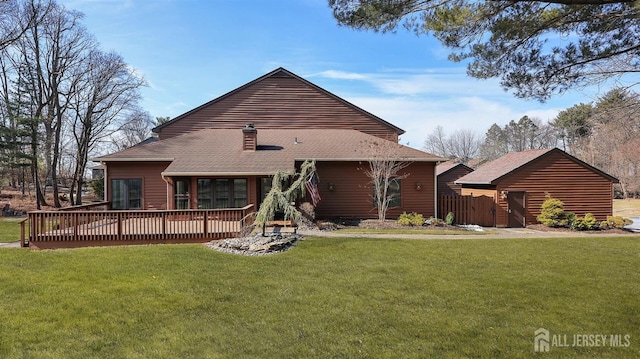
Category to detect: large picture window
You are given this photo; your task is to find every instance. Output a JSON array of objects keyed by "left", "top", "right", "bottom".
[
  {"left": 197, "top": 178, "right": 247, "bottom": 209},
  {"left": 111, "top": 179, "right": 142, "bottom": 209}
]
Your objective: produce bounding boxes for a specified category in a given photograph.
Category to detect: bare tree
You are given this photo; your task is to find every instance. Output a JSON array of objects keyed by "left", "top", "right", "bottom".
[
  {"left": 423, "top": 126, "right": 482, "bottom": 164},
  {"left": 40, "top": 5, "right": 94, "bottom": 207},
  {"left": 446, "top": 129, "right": 482, "bottom": 164},
  {"left": 365, "top": 138, "right": 411, "bottom": 221},
  {"left": 68, "top": 49, "right": 145, "bottom": 205},
  {"left": 7, "top": 1, "right": 93, "bottom": 207},
  {"left": 111, "top": 108, "right": 153, "bottom": 150},
  {"left": 423, "top": 125, "right": 448, "bottom": 158},
  {"left": 0, "top": 0, "right": 145, "bottom": 209},
  {"left": 0, "top": 0, "right": 52, "bottom": 51}
]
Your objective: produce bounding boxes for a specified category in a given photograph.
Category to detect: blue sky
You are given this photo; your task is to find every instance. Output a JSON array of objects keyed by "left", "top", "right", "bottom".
[{"left": 60, "top": 0, "right": 604, "bottom": 149}]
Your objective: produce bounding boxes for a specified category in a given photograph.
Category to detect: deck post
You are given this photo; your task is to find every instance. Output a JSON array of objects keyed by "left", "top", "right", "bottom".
[
  {"left": 162, "top": 212, "right": 167, "bottom": 238},
  {"left": 117, "top": 212, "right": 122, "bottom": 241},
  {"left": 20, "top": 218, "right": 26, "bottom": 247},
  {"left": 74, "top": 213, "right": 79, "bottom": 241},
  {"left": 203, "top": 211, "right": 208, "bottom": 236},
  {"left": 32, "top": 213, "right": 38, "bottom": 243}
]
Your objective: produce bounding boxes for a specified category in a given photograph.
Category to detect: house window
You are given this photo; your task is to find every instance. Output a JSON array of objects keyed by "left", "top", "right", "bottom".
[
  {"left": 260, "top": 177, "right": 272, "bottom": 203},
  {"left": 111, "top": 179, "right": 142, "bottom": 209},
  {"left": 374, "top": 179, "right": 401, "bottom": 208},
  {"left": 197, "top": 178, "right": 247, "bottom": 209},
  {"left": 174, "top": 179, "right": 190, "bottom": 210},
  {"left": 197, "top": 179, "right": 212, "bottom": 209}
]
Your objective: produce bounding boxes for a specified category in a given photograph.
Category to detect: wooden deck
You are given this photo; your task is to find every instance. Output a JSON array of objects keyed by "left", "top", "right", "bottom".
[{"left": 21, "top": 205, "right": 254, "bottom": 249}]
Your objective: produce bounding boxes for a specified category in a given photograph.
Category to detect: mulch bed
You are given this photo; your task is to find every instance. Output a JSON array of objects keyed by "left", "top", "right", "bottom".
[
  {"left": 526, "top": 223, "right": 631, "bottom": 234},
  {"left": 322, "top": 218, "right": 467, "bottom": 232}
]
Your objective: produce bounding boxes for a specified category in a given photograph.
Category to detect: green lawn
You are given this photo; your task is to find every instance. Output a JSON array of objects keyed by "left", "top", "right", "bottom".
[
  {"left": 614, "top": 199, "right": 640, "bottom": 217},
  {"left": 1, "top": 236, "right": 639, "bottom": 358},
  {"left": 0, "top": 217, "right": 25, "bottom": 243}
]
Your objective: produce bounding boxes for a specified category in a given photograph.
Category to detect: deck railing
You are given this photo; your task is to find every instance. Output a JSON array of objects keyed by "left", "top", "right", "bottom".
[
  {"left": 57, "top": 201, "right": 111, "bottom": 212},
  {"left": 21, "top": 204, "right": 255, "bottom": 249}
]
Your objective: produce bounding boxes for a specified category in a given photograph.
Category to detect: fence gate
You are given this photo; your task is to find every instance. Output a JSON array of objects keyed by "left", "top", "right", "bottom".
[{"left": 438, "top": 195, "right": 495, "bottom": 227}]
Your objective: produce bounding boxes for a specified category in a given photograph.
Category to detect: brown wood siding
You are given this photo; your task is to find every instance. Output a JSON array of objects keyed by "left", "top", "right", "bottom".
[
  {"left": 460, "top": 188, "right": 503, "bottom": 225},
  {"left": 106, "top": 162, "right": 171, "bottom": 210},
  {"left": 462, "top": 152, "right": 613, "bottom": 227},
  {"left": 313, "top": 161, "right": 435, "bottom": 219},
  {"left": 493, "top": 151, "right": 613, "bottom": 227},
  {"left": 438, "top": 166, "right": 473, "bottom": 195},
  {"left": 157, "top": 77, "right": 399, "bottom": 141},
  {"left": 461, "top": 152, "right": 615, "bottom": 227}
]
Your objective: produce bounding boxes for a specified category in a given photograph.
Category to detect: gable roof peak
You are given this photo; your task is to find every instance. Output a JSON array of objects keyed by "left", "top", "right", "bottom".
[
  {"left": 267, "top": 67, "right": 294, "bottom": 78},
  {"left": 455, "top": 147, "right": 618, "bottom": 185},
  {"left": 152, "top": 67, "right": 405, "bottom": 136}
]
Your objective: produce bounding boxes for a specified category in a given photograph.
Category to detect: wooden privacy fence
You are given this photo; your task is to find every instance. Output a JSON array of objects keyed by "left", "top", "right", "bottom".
[
  {"left": 439, "top": 195, "right": 495, "bottom": 227},
  {"left": 21, "top": 204, "right": 255, "bottom": 249}
]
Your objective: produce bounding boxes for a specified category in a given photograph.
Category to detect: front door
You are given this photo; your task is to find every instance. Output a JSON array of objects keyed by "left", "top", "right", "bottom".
[{"left": 507, "top": 191, "right": 526, "bottom": 228}]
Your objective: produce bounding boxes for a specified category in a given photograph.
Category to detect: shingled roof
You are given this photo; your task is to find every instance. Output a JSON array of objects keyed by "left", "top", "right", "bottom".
[
  {"left": 94, "top": 128, "right": 441, "bottom": 176},
  {"left": 436, "top": 161, "right": 473, "bottom": 176},
  {"left": 455, "top": 148, "right": 618, "bottom": 185}
]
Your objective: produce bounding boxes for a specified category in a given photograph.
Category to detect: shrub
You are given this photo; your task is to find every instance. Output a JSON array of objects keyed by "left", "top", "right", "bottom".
[
  {"left": 571, "top": 213, "right": 600, "bottom": 231},
  {"left": 411, "top": 213, "right": 425, "bottom": 226},
  {"left": 605, "top": 215, "right": 632, "bottom": 229},
  {"left": 397, "top": 212, "right": 425, "bottom": 226},
  {"left": 89, "top": 176, "right": 104, "bottom": 199},
  {"left": 397, "top": 212, "right": 412, "bottom": 226},
  {"left": 445, "top": 212, "right": 455, "bottom": 225},
  {"left": 537, "top": 196, "right": 570, "bottom": 227},
  {"left": 425, "top": 217, "right": 445, "bottom": 226}
]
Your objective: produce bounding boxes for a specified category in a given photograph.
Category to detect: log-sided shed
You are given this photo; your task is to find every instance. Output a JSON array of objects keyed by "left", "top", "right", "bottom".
[
  {"left": 436, "top": 161, "right": 474, "bottom": 195},
  {"left": 455, "top": 148, "right": 619, "bottom": 228}
]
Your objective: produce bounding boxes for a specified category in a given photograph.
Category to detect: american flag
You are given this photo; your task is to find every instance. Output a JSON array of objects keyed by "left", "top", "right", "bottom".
[{"left": 305, "top": 171, "right": 322, "bottom": 206}]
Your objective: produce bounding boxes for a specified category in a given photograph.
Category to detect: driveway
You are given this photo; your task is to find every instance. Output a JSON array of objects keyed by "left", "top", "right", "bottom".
[{"left": 625, "top": 217, "right": 640, "bottom": 232}]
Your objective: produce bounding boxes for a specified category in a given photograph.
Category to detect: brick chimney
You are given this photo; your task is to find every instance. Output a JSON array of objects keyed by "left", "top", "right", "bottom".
[{"left": 242, "top": 123, "right": 257, "bottom": 151}]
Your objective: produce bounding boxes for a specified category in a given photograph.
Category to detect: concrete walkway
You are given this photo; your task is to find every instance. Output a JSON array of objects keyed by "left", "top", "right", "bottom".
[
  {"left": 0, "top": 241, "right": 21, "bottom": 248},
  {"left": 298, "top": 227, "right": 640, "bottom": 240},
  {"left": 3, "top": 227, "right": 636, "bottom": 250}
]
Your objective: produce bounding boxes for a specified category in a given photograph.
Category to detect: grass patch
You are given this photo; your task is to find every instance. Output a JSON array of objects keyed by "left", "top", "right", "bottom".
[
  {"left": 614, "top": 199, "right": 640, "bottom": 217},
  {"left": 0, "top": 217, "right": 24, "bottom": 243},
  {"left": 1, "top": 236, "right": 639, "bottom": 358},
  {"left": 336, "top": 227, "right": 490, "bottom": 235}
]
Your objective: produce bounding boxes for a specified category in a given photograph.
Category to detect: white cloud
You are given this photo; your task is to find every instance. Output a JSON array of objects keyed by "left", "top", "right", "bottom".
[
  {"left": 345, "top": 94, "right": 561, "bottom": 150},
  {"left": 312, "top": 68, "right": 574, "bottom": 149},
  {"left": 315, "top": 67, "right": 513, "bottom": 99},
  {"left": 316, "top": 70, "right": 368, "bottom": 80}
]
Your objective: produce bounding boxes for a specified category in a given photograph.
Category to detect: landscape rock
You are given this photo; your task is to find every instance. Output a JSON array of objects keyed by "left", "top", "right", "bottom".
[{"left": 207, "top": 233, "right": 302, "bottom": 256}]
